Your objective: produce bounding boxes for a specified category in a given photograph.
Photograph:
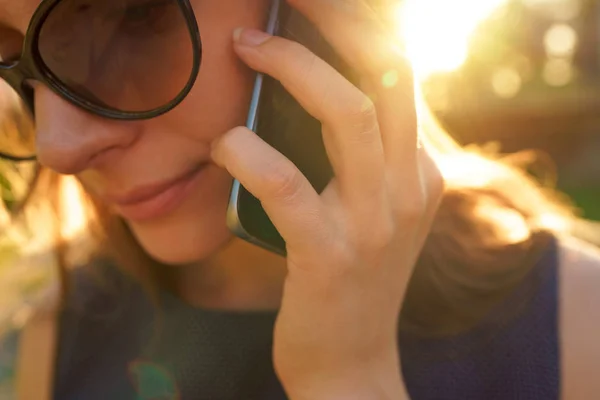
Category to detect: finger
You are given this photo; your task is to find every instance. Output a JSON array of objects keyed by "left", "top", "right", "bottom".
[
  {"left": 288, "top": 0, "right": 419, "bottom": 174},
  {"left": 211, "top": 126, "right": 326, "bottom": 249},
  {"left": 233, "top": 28, "right": 386, "bottom": 212}
]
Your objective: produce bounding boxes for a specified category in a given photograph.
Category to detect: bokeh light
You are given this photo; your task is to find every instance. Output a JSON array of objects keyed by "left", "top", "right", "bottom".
[
  {"left": 543, "top": 58, "right": 574, "bottom": 86},
  {"left": 382, "top": 69, "right": 400, "bottom": 88},
  {"left": 492, "top": 67, "right": 523, "bottom": 98},
  {"left": 544, "top": 23, "right": 578, "bottom": 57}
]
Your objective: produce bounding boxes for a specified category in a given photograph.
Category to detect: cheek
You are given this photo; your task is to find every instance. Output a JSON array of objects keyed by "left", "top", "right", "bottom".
[
  {"left": 160, "top": 0, "right": 270, "bottom": 143},
  {"left": 177, "top": 46, "right": 253, "bottom": 140}
]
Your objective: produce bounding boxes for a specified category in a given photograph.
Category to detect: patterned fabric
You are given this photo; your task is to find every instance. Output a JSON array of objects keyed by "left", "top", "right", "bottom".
[
  {"left": 401, "top": 234, "right": 560, "bottom": 400},
  {"left": 0, "top": 233, "right": 561, "bottom": 400},
  {"left": 53, "top": 261, "right": 279, "bottom": 400}
]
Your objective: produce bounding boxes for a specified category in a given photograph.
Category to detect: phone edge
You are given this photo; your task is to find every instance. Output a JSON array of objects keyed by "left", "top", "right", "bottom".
[{"left": 226, "top": 0, "right": 286, "bottom": 256}]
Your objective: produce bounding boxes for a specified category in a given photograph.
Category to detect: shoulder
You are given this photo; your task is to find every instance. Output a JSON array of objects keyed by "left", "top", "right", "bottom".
[
  {"left": 558, "top": 234, "right": 600, "bottom": 308},
  {"left": 0, "top": 259, "right": 133, "bottom": 400},
  {"left": 558, "top": 234, "right": 600, "bottom": 294},
  {"left": 557, "top": 235, "right": 600, "bottom": 399}
]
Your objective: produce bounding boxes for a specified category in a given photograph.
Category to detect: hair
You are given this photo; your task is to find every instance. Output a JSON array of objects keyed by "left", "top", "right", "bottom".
[{"left": 1, "top": 3, "right": 598, "bottom": 337}]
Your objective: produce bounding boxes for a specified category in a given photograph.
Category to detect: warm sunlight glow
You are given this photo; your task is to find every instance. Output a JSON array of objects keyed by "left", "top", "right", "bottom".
[
  {"left": 438, "top": 153, "right": 498, "bottom": 188},
  {"left": 539, "top": 212, "right": 569, "bottom": 231},
  {"left": 60, "top": 176, "right": 87, "bottom": 240},
  {"left": 523, "top": 0, "right": 581, "bottom": 21},
  {"left": 395, "top": 0, "right": 508, "bottom": 78},
  {"left": 485, "top": 207, "right": 531, "bottom": 243}
]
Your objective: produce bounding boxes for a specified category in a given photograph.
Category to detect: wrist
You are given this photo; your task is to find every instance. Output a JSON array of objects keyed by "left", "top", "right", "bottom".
[
  {"left": 285, "top": 375, "right": 409, "bottom": 400},
  {"left": 282, "top": 352, "right": 410, "bottom": 400}
]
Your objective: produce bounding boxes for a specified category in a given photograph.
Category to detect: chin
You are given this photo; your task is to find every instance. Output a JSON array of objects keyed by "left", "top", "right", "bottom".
[
  {"left": 136, "top": 224, "right": 234, "bottom": 266},
  {"left": 126, "top": 170, "right": 235, "bottom": 266}
]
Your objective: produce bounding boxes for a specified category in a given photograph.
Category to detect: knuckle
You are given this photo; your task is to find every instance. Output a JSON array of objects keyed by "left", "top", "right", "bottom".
[
  {"left": 396, "top": 196, "right": 427, "bottom": 225},
  {"left": 360, "top": 222, "right": 395, "bottom": 255},
  {"left": 327, "top": 238, "right": 351, "bottom": 264},
  {"left": 294, "top": 50, "right": 320, "bottom": 92},
  {"left": 343, "top": 92, "right": 377, "bottom": 123},
  {"left": 325, "top": 240, "right": 357, "bottom": 273},
  {"left": 346, "top": 216, "right": 395, "bottom": 260},
  {"left": 428, "top": 167, "right": 446, "bottom": 203},
  {"left": 340, "top": 93, "right": 379, "bottom": 144},
  {"left": 263, "top": 162, "right": 305, "bottom": 203}
]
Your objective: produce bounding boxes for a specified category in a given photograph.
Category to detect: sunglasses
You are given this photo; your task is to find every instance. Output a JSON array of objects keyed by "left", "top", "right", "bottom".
[{"left": 0, "top": 0, "right": 202, "bottom": 162}]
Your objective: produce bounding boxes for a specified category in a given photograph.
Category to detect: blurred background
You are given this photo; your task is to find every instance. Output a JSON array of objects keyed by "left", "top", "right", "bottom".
[{"left": 396, "top": 0, "right": 600, "bottom": 220}]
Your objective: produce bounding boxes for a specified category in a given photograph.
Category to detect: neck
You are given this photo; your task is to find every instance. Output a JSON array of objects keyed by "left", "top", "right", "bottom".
[{"left": 170, "top": 238, "right": 287, "bottom": 311}]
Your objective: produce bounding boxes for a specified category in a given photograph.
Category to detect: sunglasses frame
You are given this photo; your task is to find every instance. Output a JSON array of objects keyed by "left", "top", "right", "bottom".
[{"left": 0, "top": 0, "right": 202, "bottom": 162}]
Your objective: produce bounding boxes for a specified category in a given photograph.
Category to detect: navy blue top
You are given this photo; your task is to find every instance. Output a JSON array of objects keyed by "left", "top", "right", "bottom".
[{"left": 49, "top": 234, "right": 559, "bottom": 400}]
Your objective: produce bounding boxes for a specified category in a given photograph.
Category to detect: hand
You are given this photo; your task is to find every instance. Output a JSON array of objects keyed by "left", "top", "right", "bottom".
[{"left": 211, "top": 0, "right": 444, "bottom": 398}]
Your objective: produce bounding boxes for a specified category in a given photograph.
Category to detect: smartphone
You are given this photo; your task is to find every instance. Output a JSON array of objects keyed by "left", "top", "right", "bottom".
[{"left": 226, "top": 0, "right": 351, "bottom": 255}]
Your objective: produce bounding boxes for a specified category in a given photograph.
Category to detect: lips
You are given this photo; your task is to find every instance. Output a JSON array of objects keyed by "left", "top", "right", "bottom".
[{"left": 105, "top": 163, "right": 208, "bottom": 222}]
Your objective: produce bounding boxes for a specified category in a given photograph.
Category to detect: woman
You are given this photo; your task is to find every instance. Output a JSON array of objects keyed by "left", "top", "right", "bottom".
[{"left": 0, "top": 0, "right": 599, "bottom": 399}]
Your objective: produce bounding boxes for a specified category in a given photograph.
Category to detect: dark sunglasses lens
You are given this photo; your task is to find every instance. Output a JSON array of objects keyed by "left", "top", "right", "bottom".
[
  {"left": 38, "top": 0, "right": 196, "bottom": 113},
  {"left": 0, "top": 82, "right": 35, "bottom": 160}
]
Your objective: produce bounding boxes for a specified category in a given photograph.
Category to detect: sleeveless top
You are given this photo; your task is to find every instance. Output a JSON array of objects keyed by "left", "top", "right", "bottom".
[{"left": 3, "top": 234, "right": 560, "bottom": 399}]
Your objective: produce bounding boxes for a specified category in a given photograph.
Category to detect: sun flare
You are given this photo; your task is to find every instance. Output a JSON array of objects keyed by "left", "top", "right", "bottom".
[{"left": 395, "top": 0, "right": 508, "bottom": 78}]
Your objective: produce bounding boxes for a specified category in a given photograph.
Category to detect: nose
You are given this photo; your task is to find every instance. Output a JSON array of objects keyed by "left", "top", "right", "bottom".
[{"left": 35, "top": 86, "right": 140, "bottom": 175}]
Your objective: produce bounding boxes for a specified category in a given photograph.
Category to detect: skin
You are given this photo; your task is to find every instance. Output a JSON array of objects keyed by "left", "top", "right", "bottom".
[
  {"left": 2, "top": 0, "right": 600, "bottom": 399},
  {"left": 558, "top": 238, "right": 600, "bottom": 399},
  {"left": 34, "top": 1, "right": 272, "bottom": 267},
  {"left": 33, "top": 0, "right": 291, "bottom": 311}
]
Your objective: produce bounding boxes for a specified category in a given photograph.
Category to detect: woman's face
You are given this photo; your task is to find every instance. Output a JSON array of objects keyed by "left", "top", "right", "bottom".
[{"left": 0, "top": 0, "right": 270, "bottom": 264}]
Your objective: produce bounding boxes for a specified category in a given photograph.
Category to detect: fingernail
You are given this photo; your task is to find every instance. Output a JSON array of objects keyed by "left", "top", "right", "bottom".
[{"left": 233, "top": 28, "right": 271, "bottom": 46}]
